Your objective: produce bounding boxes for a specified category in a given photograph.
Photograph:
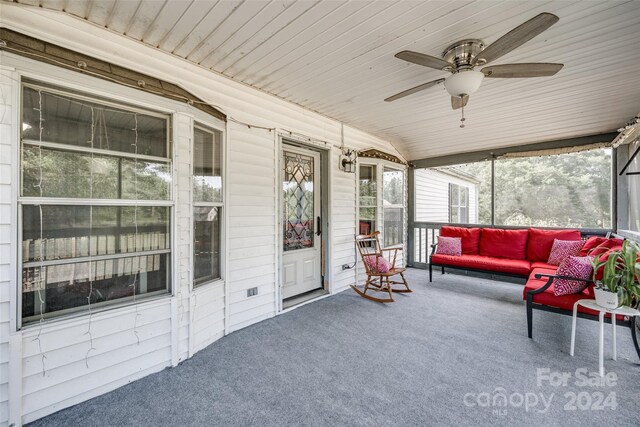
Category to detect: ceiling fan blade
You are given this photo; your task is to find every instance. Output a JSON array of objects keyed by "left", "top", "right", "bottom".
[
  {"left": 474, "top": 13, "right": 559, "bottom": 65},
  {"left": 482, "top": 63, "right": 563, "bottom": 78},
  {"left": 451, "top": 95, "right": 469, "bottom": 110},
  {"left": 384, "top": 78, "right": 445, "bottom": 102},
  {"left": 395, "top": 50, "right": 452, "bottom": 70}
]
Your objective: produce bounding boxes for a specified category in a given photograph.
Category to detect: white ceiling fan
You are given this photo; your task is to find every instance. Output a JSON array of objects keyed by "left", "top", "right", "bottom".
[{"left": 385, "top": 13, "right": 564, "bottom": 127}]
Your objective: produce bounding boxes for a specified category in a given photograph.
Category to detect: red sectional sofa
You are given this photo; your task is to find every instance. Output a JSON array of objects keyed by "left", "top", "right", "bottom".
[
  {"left": 429, "top": 226, "right": 582, "bottom": 282},
  {"left": 429, "top": 226, "right": 640, "bottom": 358}
]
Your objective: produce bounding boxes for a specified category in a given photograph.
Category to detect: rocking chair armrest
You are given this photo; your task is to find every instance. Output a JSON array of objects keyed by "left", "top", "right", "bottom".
[{"left": 381, "top": 247, "right": 401, "bottom": 265}]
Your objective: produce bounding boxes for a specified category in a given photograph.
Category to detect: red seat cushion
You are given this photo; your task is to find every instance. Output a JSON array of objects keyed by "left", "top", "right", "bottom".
[
  {"left": 431, "top": 254, "right": 531, "bottom": 276},
  {"left": 526, "top": 228, "right": 582, "bottom": 262},
  {"left": 531, "top": 261, "right": 558, "bottom": 271},
  {"left": 523, "top": 270, "right": 621, "bottom": 319},
  {"left": 479, "top": 228, "right": 529, "bottom": 260},
  {"left": 440, "top": 226, "right": 481, "bottom": 255}
]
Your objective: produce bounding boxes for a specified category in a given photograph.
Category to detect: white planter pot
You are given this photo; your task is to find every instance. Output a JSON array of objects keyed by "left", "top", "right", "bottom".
[{"left": 594, "top": 288, "right": 619, "bottom": 310}]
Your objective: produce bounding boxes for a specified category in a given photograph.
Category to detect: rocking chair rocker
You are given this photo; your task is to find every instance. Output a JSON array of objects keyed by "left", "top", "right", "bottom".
[{"left": 351, "top": 231, "right": 411, "bottom": 303}]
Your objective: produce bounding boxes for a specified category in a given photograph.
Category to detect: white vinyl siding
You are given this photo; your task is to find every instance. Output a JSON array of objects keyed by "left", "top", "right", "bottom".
[{"left": 415, "top": 169, "right": 478, "bottom": 224}]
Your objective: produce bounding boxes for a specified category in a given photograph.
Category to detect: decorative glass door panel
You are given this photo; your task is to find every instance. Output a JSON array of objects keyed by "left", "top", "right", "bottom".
[
  {"left": 281, "top": 145, "right": 321, "bottom": 300},
  {"left": 283, "top": 151, "right": 315, "bottom": 251}
]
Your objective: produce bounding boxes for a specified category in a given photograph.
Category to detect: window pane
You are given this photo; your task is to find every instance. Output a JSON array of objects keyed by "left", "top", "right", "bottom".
[
  {"left": 22, "top": 146, "right": 171, "bottom": 200},
  {"left": 383, "top": 207, "right": 403, "bottom": 247},
  {"left": 21, "top": 253, "right": 170, "bottom": 323},
  {"left": 194, "top": 207, "right": 221, "bottom": 286},
  {"left": 495, "top": 148, "right": 611, "bottom": 228},
  {"left": 358, "top": 207, "right": 376, "bottom": 235},
  {"left": 120, "top": 159, "right": 171, "bottom": 200},
  {"left": 22, "top": 86, "right": 168, "bottom": 158},
  {"left": 22, "top": 205, "right": 170, "bottom": 262},
  {"left": 193, "top": 126, "right": 222, "bottom": 203},
  {"left": 383, "top": 169, "right": 404, "bottom": 247},
  {"left": 359, "top": 165, "right": 376, "bottom": 206},
  {"left": 383, "top": 169, "right": 403, "bottom": 205}
]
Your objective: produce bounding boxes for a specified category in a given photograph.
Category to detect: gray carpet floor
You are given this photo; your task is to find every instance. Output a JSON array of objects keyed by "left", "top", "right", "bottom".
[{"left": 30, "top": 268, "right": 640, "bottom": 426}]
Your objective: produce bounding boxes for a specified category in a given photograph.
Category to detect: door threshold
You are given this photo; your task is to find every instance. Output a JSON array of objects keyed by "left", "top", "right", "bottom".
[{"left": 282, "top": 288, "right": 329, "bottom": 310}]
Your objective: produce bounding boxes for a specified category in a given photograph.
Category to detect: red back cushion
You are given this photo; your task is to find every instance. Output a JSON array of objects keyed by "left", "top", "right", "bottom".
[
  {"left": 479, "top": 228, "right": 529, "bottom": 260},
  {"left": 440, "top": 226, "right": 481, "bottom": 255},
  {"left": 526, "top": 228, "right": 581, "bottom": 262},
  {"left": 593, "top": 246, "right": 625, "bottom": 280},
  {"left": 578, "top": 236, "right": 608, "bottom": 256},
  {"left": 586, "top": 238, "right": 624, "bottom": 257}
]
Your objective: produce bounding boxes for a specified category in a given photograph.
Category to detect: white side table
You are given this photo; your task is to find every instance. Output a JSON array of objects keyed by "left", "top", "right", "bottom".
[{"left": 570, "top": 298, "right": 640, "bottom": 376}]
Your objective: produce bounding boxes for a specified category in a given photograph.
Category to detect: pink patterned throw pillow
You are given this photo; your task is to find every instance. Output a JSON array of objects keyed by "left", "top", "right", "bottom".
[
  {"left": 363, "top": 255, "right": 391, "bottom": 273},
  {"left": 547, "top": 239, "right": 585, "bottom": 265},
  {"left": 553, "top": 256, "right": 594, "bottom": 296},
  {"left": 436, "top": 236, "right": 462, "bottom": 256}
]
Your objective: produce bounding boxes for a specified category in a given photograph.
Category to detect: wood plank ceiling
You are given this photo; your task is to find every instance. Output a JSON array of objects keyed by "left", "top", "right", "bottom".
[{"left": 11, "top": 0, "right": 640, "bottom": 161}]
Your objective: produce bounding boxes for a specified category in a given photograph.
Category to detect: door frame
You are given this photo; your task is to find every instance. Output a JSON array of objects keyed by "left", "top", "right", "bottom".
[{"left": 276, "top": 134, "right": 332, "bottom": 313}]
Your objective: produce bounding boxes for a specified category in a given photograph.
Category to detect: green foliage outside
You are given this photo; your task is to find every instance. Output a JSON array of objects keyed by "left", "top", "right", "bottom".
[{"left": 452, "top": 148, "right": 612, "bottom": 228}]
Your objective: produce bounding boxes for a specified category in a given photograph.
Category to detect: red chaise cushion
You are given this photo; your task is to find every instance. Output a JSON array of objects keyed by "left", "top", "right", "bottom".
[
  {"left": 526, "top": 228, "right": 582, "bottom": 262},
  {"left": 578, "top": 236, "right": 608, "bottom": 256},
  {"left": 431, "top": 254, "right": 531, "bottom": 276},
  {"left": 479, "top": 228, "right": 529, "bottom": 260},
  {"left": 440, "top": 226, "right": 481, "bottom": 255},
  {"left": 523, "top": 269, "right": 620, "bottom": 319}
]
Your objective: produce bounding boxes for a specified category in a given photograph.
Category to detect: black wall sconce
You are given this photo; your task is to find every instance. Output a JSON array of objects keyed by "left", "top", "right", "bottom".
[{"left": 339, "top": 149, "right": 357, "bottom": 173}]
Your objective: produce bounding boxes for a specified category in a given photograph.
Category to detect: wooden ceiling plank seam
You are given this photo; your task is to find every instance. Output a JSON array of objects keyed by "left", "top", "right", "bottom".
[
  {"left": 226, "top": 0, "right": 346, "bottom": 79},
  {"left": 180, "top": 0, "right": 247, "bottom": 60},
  {"left": 199, "top": 0, "right": 299, "bottom": 70},
  {"left": 241, "top": 0, "right": 385, "bottom": 86},
  {"left": 104, "top": 0, "right": 119, "bottom": 29},
  {"left": 124, "top": 0, "right": 168, "bottom": 41},
  {"left": 260, "top": 0, "right": 426, "bottom": 92},
  {"left": 123, "top": 0, "right": 144, "bottom": 36},
  {"left": 154, "top": 0, "right": 196, "bottom": 48},
  {"left": 218, "top": 0, "right": 322, "bottom": 74},
  {"left": 84, "top": 0, "right": 95, "bottom": 20},
  {"left": 165, "top": 0, "right": 221, "bottom": 54},
  {"left": 185, "top": 0, "right": 267, "bottom": 63},
  {"left": 140, "top": 0, "right": 174, "bottom": 44}
]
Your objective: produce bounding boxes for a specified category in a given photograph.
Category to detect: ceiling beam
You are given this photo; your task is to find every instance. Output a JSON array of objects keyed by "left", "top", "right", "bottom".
[{"left": 410, "top": 132, "right": 618, "bottom": 168}]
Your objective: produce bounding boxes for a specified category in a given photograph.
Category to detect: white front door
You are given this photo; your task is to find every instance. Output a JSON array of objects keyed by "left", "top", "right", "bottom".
[{"left": 281, "top": 145, "right": 322, "bottom": 300}]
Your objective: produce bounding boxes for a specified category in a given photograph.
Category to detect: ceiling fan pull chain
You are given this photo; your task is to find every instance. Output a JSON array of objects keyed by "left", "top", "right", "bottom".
[{"left": 460, "top": 96, "right": 466, "bottom": 128}]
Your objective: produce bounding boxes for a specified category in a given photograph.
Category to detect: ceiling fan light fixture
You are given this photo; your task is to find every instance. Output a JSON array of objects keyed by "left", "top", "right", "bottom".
[{"left": 444, "top": 70, "right": 484, "bottom": 97}]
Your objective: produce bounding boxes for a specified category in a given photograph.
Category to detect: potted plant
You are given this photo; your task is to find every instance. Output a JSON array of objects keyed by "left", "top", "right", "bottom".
[{"left": 591, "top": 240, "right": 640, "bottom": 310}]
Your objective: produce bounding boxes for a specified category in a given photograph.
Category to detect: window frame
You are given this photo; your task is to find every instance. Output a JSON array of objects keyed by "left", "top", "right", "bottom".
[
  {"left": 448, "top": 183, "right": 470, "bottom": 224},
  {"left": 191, "top": 122, "right": 226, "bottom": 290},
  {"left": 357, "top": 160, "right": 406, "bottom": 250},
  {"left": 17, "top": 80, "right": 174, "bottom": 328}
]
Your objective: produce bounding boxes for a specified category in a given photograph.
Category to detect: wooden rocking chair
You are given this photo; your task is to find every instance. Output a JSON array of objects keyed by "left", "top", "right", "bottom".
[{"left": 351, "top": 231, "right": 411, "bottom": 303}]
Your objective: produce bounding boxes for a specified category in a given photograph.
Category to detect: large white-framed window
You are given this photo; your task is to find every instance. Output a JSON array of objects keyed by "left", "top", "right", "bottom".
[
  {"left": 19, "top": 81, "right": 173, "bottom": 325},
  {"left": 193, "top": 123, "right": 223, "bottom": 287}
]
